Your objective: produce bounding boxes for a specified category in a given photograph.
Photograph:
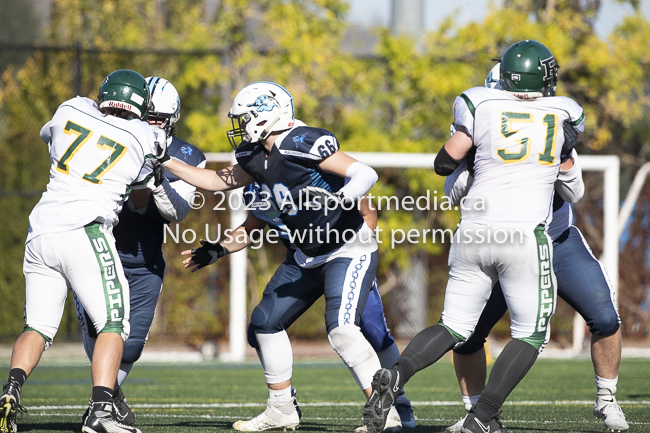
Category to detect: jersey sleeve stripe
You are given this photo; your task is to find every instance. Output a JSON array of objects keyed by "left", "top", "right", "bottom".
[
  {"left": 569, "top": 111, "right": 585, "bottom": 127},
  {"left": 460, "top": 93, "right": 476, "bottom": 118},
  {"left": 279, "top": 149, "right": 321, "bottom": 160}
]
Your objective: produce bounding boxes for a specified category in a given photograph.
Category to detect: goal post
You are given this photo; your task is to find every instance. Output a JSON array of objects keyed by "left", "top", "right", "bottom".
[{"left": 204, "top": 152, "right": 620, "bottom": 361}]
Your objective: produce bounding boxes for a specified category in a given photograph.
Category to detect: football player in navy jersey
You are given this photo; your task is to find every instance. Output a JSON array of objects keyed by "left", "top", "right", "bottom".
[
  {"left": 182, "top": 183, "right": 415, "bottom": 431},
  {"left": 162, "top": 82, "right": 403, "bottom": 431},
  {"left": 74, "top": 77, "right": 206, "bottom": 427}
]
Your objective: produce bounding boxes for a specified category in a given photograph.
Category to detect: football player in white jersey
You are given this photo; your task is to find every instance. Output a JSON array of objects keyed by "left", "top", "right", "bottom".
[
  {"left": 362, "top": 40, "right": 584, "bottom": 433},
  {"left": 72, "top": 77, "right": 206, "bottom": 428},
  {"left": 0, "top": 69, "right": 163, "bottom": 433},
  {"left": 443, "top": 63, "right": 627, "bottom": 433}
]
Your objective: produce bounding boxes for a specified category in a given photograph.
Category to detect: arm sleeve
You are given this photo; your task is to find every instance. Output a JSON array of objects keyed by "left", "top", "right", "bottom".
[
  {"left": 555, "top": 149, "right": 584, "bottom": 204},
  {"left": 444, "top": 160, "right": 474, "bottom": 206},
  {"left": 338, "top": 161, "right": 378, "bottom": 200},
  {"left": 151, "top": 159, "right": 206, "bottom": 222}
]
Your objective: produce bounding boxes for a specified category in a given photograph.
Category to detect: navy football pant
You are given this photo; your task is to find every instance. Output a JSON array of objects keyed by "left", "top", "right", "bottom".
[{"left": 247, "top": 251, "right": 385, "bottom": 348}]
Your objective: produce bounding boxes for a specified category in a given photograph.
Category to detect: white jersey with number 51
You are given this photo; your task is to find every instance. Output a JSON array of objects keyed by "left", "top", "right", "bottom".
[
  {"left": 453, "top": 86, "right": 584, "bottom": 228},
  {"left": 28, "top": 96, "right": 158, "bottom": 242}
]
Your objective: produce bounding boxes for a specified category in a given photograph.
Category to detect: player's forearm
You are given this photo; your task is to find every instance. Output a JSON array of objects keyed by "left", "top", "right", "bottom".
[
  {"left": 163, "top": 160, "right": 250, "bottom": 191},
  {"left": 555, "top": 152, "right": 584, "bottom": 203},
  {"left": 151, "top": 178, "right": 191, "bottom": 222},
  {"left": 358, "top": 196, "right": 377, "bottom": 231},
  {"left": 338, "top": 162, "right": 378, "bottom": 200},
  {"left": 444, "top": 160, "right": 474, "bottom": 206},
  {"left": 221, "top": 215, "right": 267, "bottom": 253}
]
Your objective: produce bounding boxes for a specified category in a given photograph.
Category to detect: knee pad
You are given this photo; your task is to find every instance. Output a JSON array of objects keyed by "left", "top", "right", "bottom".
[
  {"left": 328, "top": 324, "right": 381, "bottom": 390},
  {"left": 589, "top": 309, "right": 620, "bottom": 336},
  {"left": 247, "top": 323, "right": 259, "bottom": 349},
  {"left": 250, "top": 303, "right": 281, "bottom": 334},
  {"left": 122, "top": 338, "right": 146, "bottom": 364}
]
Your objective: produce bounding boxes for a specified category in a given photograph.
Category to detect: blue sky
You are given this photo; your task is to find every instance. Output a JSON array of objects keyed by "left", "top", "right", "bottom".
[{"left": 346, "top": 0, "right": 650, "bottom": 40}]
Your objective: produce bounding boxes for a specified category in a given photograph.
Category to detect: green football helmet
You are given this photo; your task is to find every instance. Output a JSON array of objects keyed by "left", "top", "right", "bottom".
[
  {"left": 97, "top": 69, "right": 151, "bottom": 119},
  {"left": 499, "top": 40, "right": 558, "bottom": 98}
]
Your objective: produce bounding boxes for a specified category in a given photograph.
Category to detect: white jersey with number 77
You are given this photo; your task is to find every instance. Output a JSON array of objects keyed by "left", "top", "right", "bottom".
[
  {"left": 28, "top": 96, "right": 158, "bottom": 242},
  {"left": 452, "top": 86, "right": 585, "bottom": 228}
]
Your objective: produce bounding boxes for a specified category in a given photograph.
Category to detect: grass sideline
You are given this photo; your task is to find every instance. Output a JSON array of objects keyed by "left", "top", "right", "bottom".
[{"left": 3, "top": 358, "right": 649, "bottom": 432}]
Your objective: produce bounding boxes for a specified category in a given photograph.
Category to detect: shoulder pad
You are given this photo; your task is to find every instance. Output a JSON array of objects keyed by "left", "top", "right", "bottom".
[{"left": 279, "top": 126, "right": 340, "bottom": 161}]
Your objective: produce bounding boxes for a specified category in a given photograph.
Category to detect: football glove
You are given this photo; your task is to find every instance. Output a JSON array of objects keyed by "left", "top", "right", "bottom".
[
  {"left": 301, "top": 186, "right": 356, "bottom": 210},
  {"left": 150, "top": 125, "right": 168, "bottom": 159},
  {"left": 190, "top": 242, "right": 227, "bottom": 270},
  {"left": 152, "top": 161, "right": 165, "bottom": 187},
  {"left": 561, "top": 122, "right": 579, "bottom": 163}
]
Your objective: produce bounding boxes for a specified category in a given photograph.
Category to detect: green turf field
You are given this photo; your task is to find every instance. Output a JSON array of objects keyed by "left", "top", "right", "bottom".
[{"left": 4, "top": 357, "right": 649, "bottom": 432}]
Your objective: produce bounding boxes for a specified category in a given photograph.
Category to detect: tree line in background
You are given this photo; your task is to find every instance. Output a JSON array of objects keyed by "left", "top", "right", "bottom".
[{"left": 0, "top": 0, "right": 649, "bottom": 347}]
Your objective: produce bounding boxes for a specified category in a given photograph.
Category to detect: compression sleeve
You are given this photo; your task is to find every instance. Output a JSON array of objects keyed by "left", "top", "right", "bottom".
[
  {"left": 555, "top": 149, "right": 584, "bottom": 204},
  {"left": 338, "top": 161, "right": 378, "bottom": 200}
]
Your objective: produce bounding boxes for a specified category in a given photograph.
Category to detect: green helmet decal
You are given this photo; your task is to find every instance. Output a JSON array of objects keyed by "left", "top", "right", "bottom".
[
  {"left": 499, "top": 40, "right": 558, "bottom": 98},
  {"left": 97, "top": 69, "right": 151, "bottom": 119}
]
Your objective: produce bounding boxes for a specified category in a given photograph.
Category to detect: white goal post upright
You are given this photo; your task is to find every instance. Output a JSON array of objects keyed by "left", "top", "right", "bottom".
[{"left": 204, "top": 152, "right": 620, "bottom": 362}]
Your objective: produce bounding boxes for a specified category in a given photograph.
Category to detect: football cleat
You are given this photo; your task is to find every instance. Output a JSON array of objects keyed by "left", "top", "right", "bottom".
[
  {"left": 594, "top": 401, "right": 629, "bottom": 432},
  {"left": 355, "top": 406, "right": 402, "bottom": 433},
  {"left": 233, "top": 399, "right": 300, "bottom": 431},
  {"left": 82, "top": 400, "right": 141, "bottom": 433},
  {"left": 0, "top": 379, "right": 26, "bottom": 433},
  {"left": 113, "top": 386, "right": 137, "bottom": 426},
  {"left": 461, "top": 411, "right": 509, "bottom": 433},
  {"left": 290, "top": 388, "right": 301, "bottom": 420},
  {"left": 394, "top": 395, "right": 415, "bottom": 429},
  {"left": 444, "top": 414, "right": 467, "bottom": 433},
  {"left": 362, "top": 369, "right": 402, "bottom": 433}
]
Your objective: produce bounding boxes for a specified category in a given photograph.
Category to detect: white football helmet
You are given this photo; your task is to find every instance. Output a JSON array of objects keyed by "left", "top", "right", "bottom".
[
  {"left": 227, "top": 81, "right": 295, "bottom": 149},
  {"left": 145, "top": 76, "right": 181, "bottom": 135},
  {"left": 485, "top": 63, "right": 502, "bottom": 89}
]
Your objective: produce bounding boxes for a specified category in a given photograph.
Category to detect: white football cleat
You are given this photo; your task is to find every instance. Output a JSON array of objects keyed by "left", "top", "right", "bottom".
[
  {"left": 594, "top": 401, "right": 629, "bottom": 432},
  {"left": 233, "top": 403, "right": 300, "bottom": 431},
  {"left": 443, "top": 414, "right": 467, "bottom": 432},
  {"left": 354, "top": 406, "right": 402, "bottom": 433}
]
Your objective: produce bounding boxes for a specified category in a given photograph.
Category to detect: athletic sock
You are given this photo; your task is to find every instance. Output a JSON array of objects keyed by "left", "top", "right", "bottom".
[
  {"left": 393, "top": 324, "right": 456, "bottom": 388},
  {"left": 595, "top": 375, "right": 618, "bottom": 405},
  {"left": 463, "top": 394, "right": 480, "bottom": 411},
  {"left": 474, "top": 339, "right": 539, "bottom": 421},
  {"left": 473, "top": 391, "right": 504, "bottom": 422},
  {"left": 8, "top": 368, "right": 27, "bottom": 388},
  {"left": 269, "top": 386, "right": 294, "bottom": 414},
  {"left": 117, "top": 363, "right": 133, "bottom": 386},
  {"left": 92, "top": 386, "right": 114, "bottom": 404}
]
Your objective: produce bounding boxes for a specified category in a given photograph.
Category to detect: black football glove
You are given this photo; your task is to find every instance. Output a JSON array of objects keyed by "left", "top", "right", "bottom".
[
  {"left": 190, "top": 242, "right": 227, "bottom": 270},
  {"left": 152, "top": 161, "right": 165, "bottom": 187},
  {"left": 561, "top": 122, "right": 579, "bottom": 163}
]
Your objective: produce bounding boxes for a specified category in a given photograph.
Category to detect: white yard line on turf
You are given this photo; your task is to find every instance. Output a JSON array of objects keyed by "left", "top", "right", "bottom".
[{"left": 26, "top": 400, "right": 650, "bottom": 410}]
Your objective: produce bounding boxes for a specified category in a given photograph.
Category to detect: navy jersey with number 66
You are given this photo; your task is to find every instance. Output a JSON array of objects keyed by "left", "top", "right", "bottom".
[{"left": 235, "top": 125, "right": 363, "bottom": 257}]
